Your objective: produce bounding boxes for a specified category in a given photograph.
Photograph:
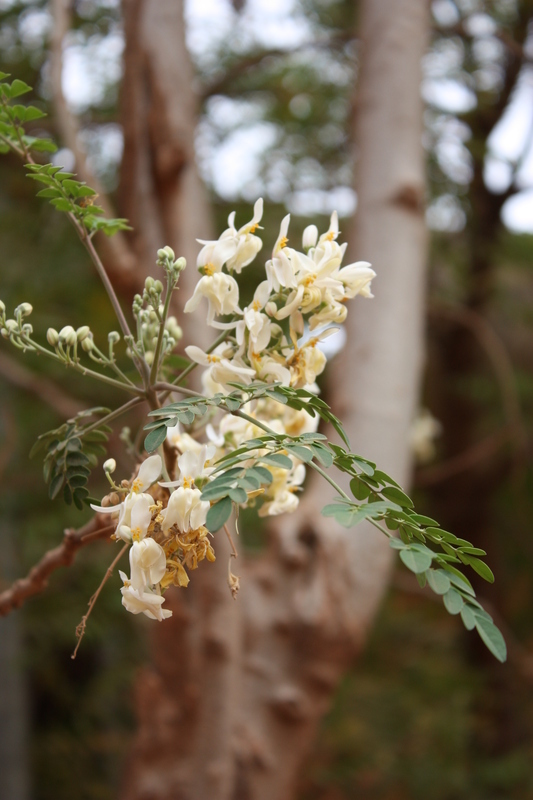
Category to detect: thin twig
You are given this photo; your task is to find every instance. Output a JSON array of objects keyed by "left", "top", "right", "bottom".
[
  {"left": 49, "top": 0, "right": 137, "bottom": 276},
  {"left": 0, "top": 519, "right": 115, "bottom": 616},
  {"left": 71, "top": 542, "right": 128, "bottom": 659},
  {"left": 223, "top": 523, "right": 238, "bottom": 559}
]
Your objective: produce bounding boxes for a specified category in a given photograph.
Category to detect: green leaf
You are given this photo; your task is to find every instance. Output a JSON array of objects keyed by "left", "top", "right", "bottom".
[
  {"left": 426, "top": 568, "right": 451, "bottom": 595},
  {"left": 399, "top": 546, "right": 433, "bottom": 574},
  {"left": 285, "top": 444, "right": 313, "bottom": 463},
  {"left": 442, "top": 588, "right": 464, "bottom": 615},
  {"left": 439, "top": 564, "right": 475, "bottom": 595},
  {"left": 381, "top": 486, "right": 414, "bottom": 508},
  {"left": 460, "top": 605, "right": 476, "bottom": 631},
  {"left": 247, "top": 466, "right": 273, "bottom": 485},
  {"left": 144, "top": 425, "right": 167, "bottom": 453},
  {"left": 350, "top": 477, "right": 370, "bottom": 501},
  {"left": 10, "top": 79, "right": 32, "bottom": 97},
  {"left": 260, "top": 453, "right": 293, "bottom": 469},
  {"left": 205, "top": 496, "right": 233, "bottom": 532},
  {"left": 229, "top": 487, "right": 248, "bottom": 504},
  {"left": 461, "top": 556, "right": 495, "bottom": 583},
  {"left": 225, "top": 396, "right": 242, "bottom": 412},
  {"left": 49, "top": 474, "right": 64, "bottom": 500},
  {"left": 474, "top": 616, "right": 507, "bottom": 663}
]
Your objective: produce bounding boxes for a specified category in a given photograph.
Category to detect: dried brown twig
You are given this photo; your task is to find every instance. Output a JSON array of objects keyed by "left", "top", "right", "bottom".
[{"left": 0, "top": 517, "right": 115, "bottom": 617}]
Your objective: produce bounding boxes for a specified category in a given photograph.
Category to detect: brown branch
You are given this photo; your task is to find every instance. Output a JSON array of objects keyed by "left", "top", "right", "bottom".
[
  {"left": 0, "top": 348, "right": 83, "bottom": 418},
  {"left": 0, "top": 517, "right": 115, "bottom": 616},
  {"left": 50, "top": 0, "right": 137, "bottom": 276}
]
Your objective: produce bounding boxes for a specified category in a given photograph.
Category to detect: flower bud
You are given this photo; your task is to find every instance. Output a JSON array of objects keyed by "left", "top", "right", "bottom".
[
  {"left": 76, "top": 325, "right": 91, "bottom": 342},
  {"left": 166, "top": 316, "right": 182, "bottom": 341},
  {"left": 15, "top": 302, "right": 33, "bottom": 318},
  {"left": 154, "top": 280, "right": 164, "bottom": 294},
  {"left": 302, "top": 224, "right": 318, "bottom": 250},
  {"left": 0, "top": 300, "right": 5, "bottom": 314},
  {"left": 145, "top": 351, "right": 154, "bottom": 366},
  {"left": 173, "top": 257, "right": 186, "bottom": 273},
  {"left": 47, "top": 327, "right": 59, "bottom": 347},
  {"left": 157, "top": 246, "right": 175, "bottom": 263},
  {"left": 144, "top": 277, "right": 155, "bottom": 291},
  {"left": 103, "top": 458, "right": 116, "bottom": 474},
  {"left": 81, "top": 334, "right": 94, "bottom": 352},
  {"left": 59, "top": 325, "right": 77, "bottom": 347},
  {"left": 108, "top": 331, "right": 121, "bottom": 345}
]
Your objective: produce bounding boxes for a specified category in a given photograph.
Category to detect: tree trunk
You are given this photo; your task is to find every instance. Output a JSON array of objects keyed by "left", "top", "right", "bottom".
[
  {"left": 119, "top": 0, "right": 214, "bottom": 347},
  {"left": 121, "top": 1, "right": 429, "bottom": 798}
]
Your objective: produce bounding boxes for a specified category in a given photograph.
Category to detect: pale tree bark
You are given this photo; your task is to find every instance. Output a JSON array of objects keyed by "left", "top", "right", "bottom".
[{"left": 121, "top": 1, "right": 429, "bottom": 799}]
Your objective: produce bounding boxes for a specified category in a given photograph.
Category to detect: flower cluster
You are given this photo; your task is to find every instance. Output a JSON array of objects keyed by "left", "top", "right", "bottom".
[
  {"left": 92, "top": 201, "right": 375, "bottom": 619},
  {"left": 93, "top": 450, "right": 215, "bottom": 621},
  {"left": 184, "top": 200, "right": 375, "bottom": 517}
]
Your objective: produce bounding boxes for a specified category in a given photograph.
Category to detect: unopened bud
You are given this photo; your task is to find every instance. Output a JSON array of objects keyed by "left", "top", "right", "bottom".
[
  {"left": 145, "top": 350, "right": 154, "bottom": 366},
  {"left": 166, "top": 316, "right": 182, "bottom": 341},
  {"left": 144, "top": 277, "right": 155, "bottom": 291},
  {"left": 15, "top": 302, "right": 33, "bottom": 318},
  {"left": 81, "top": 334, "right": 94, "bottom": 352},
  {"left": 173, "top": 257, "right": 186, "bottom": 273},
  {"left": 4, "top": 319, "right": 17, "bottom": 333},
  {"left": 59, "top": 325, "right": 77, "bottom": 347},
  {"left": 302, "top": 224, "right": 318, "bottom": 250},
  {"left": 108, "top": 331, "right": 120, "bottom": 345},
  {"left": 47, "top": 327, "right": 59, "bottom": 347},
  {"left": 154, "top": 280, "right": 164, "bottom": 294},
  {"left": 103, "top": 458, "right": 116, "bottom": 474},
  {"left": 76, "top": 325, "right": 91, "bottom": 342},
  {"left": 0, "top": 300, "right": 5, "bottom": 314},
  {"left": 157, "top": 246, "right": 175, "bottom": 262}
]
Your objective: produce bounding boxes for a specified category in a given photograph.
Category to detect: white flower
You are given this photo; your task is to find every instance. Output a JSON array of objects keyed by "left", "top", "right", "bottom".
[
  {"left": 265, "top": 215, "right": 297, "bottom": 293},
  {"left": 409, "top": 409, "right": 442, "bottom": 464},
  {"left": 196, "top": 199, "right": 264, "bottom": 275},
  {"left": 236, "top": 281, "right": 273, "bottom": 352},
  {"left": 160, "top": 486, "right": 210, "bottom": 533},
  {"left": 259, "top": 463, "right": 306, "bottom": 517},
  {"left": 119, "top": 571, "right": 172, "bottom": 620},
  {"left": 302, "top": 224, "right": 318, "bottom": 250},
  {"left": 184, "top": 273, "right": 241, "bottom": 324},
  {"left": 166, "top": 422, "right": 204, "bottom": 454},
  {"left": 116, "top": 493, "right": 153, "bottom": 543},
  {"left": 129, "top": 538, "right": 167, "bottom": 590},
  {"left": 90, "top": 491, "right": 154, "bottom": 532},
  {"left": 226, "top": 198, "right": 264, "bottom": 273},
  {"left": 160, "top": 444, "right": 216, "bottom": 489},
  {"left": 185, "top": 344, "right": 256, "bottom": 388},
  {"left": 130, "top": 454, "right": 162, "bottom": 494},
  {"left": 337, "top": 260, "right": 376, "bottom": 299}
]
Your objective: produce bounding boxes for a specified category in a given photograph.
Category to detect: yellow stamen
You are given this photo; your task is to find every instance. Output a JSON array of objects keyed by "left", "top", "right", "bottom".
[
  {"left": 207, "top": 354, "right": 221, "bottom": 363},
  {"left": 325, "top": 231, "right": 336, "bottom": 241},
  {"left": 131, "top": 478, "right": 142, "bottom": 493},
  {"left": 131, "top": 527, "right": 142, "bottom": 542},
  {"left": 249, "top": 224, "right": 259, "bottom": 233},
  {"left": 203, "top": 262, "right": 215, "bottom": 276},
  {"left": 279, "top": 236, "right": 288, "bottom": 249}
]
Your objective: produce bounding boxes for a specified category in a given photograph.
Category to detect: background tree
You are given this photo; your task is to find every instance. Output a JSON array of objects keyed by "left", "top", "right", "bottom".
[{"left": 0, "top": 1, "right": 532, "bottom": 799}]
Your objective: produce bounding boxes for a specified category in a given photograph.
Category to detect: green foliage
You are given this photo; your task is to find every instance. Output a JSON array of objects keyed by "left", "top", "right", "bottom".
[
  {"left": 26, "top": 162, "right": 131, "bottom": 236},
  {"left": 0, "top": 72, "right": 130, "bottom": 237},
  {"left": 30, "top": 407, "right": 112, "bottom": 510}
]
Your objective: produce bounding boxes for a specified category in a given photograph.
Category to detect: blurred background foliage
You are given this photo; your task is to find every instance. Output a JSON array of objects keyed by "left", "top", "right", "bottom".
[{"left": 1, "top": 0, "right": 533, "bottom": 798}]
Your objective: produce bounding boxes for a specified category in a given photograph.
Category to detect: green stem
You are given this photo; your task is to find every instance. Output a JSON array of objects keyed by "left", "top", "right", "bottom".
[
  {"left": 307, "top": 460, "right": 351, "bottom": 501},
  {"left": 91, "top": 344, "right": 137, "bottom": 387},
  {"left": 150, "top": 277, "right": 175, "bottom": 385},
  {"left": 21, "top": 335, "right": 144, "bottom": 395},
  {"left": 80, "top": 397, "right": 145, "bottom": 438}
]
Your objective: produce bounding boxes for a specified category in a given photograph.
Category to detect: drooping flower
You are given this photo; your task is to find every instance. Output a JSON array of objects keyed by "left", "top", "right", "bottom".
[
  {"left": 119, "top": 571, "right": 172, "bottom": 620},
  {"left": 129, "top": 538, "right": 167, "bottom": 590}
]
